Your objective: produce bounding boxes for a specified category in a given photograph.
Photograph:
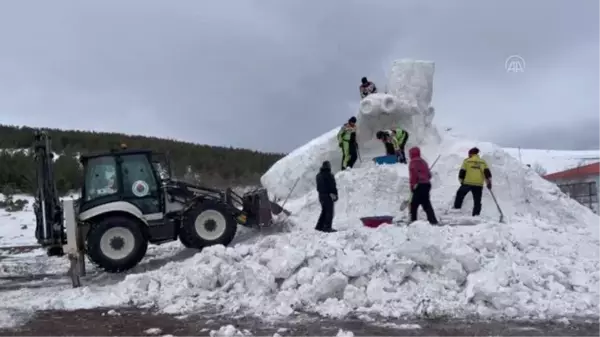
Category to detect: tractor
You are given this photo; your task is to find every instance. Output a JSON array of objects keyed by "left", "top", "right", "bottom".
[{"left": 32, "top": 130, "right": 286, "bottom": 282}]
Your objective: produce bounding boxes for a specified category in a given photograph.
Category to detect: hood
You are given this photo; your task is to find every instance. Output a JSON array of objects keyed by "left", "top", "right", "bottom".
[
  {"left": 320, "top": 161, "right": 331, "bottom": 172},
  {"left": 468, "top": 147, "right": 480, "bottom": 156},
  {"left": 408, "top": 147, "right": 421, "bottom": 159}
]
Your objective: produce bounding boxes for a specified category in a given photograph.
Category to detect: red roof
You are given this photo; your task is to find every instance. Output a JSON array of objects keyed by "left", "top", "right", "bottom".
[{"left": 544, "top": 162, "right": 600, "bottom": 181}]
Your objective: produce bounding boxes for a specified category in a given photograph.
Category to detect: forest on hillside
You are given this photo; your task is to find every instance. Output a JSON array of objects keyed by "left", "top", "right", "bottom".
[{"left": 0, "top": 125, "right": 284, "bottom": 195}]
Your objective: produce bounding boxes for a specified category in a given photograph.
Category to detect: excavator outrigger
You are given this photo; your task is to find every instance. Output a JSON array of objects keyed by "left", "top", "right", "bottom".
[{"left": 32, "top": 130, "right": 287, "bottom": 287}]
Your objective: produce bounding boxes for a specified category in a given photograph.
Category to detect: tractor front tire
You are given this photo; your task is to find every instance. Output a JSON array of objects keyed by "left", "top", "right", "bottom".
[
  {"left": 180, "top": 202, "right": 237, "bottom": 249},
  {"left": 86, "top": 215, "right": 148, "bottom": 273},
  {"left": 178, "top": 232, "right": 194, "bottom": 248}
]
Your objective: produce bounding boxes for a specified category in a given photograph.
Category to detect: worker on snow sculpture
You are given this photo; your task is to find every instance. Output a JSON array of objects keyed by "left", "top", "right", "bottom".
[
  {"left": 315, "top": 160, "right": 338, "bottom": 232},
  {"left": 392, "top": 127, "right": 409, "bottom": 164},
  {"left": 408, "top": 147, "right": 438, "bottom": 224},
  {"left": 375, "top": 128, "right": 409, "bottom": 164},
  {"left": 337, "top": 116, "right": 358, "bottom": 170},
  {"left": 453, "top": 147, "right": 492, "bottom": 216},
  {"left": 359, "top": 77, "right": 377, "bottom": 99},
  {"left": 376, "top": 130, "right": 398, "bottom": 156}
]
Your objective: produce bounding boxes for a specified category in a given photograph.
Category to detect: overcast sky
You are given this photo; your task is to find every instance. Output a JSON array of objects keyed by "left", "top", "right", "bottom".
[{"left": 0, "top": 0, "right": 597, "bottom": 153}]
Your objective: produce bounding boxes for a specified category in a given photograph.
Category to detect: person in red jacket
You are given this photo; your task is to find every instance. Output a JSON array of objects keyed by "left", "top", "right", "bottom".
[{"left": 408, "top": 147, "right": 438, "bottom": 224}]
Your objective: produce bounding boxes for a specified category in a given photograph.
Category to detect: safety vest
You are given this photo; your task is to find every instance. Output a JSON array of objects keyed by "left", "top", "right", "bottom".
[
  {"left": 337, "top": 124, "right": 356, "bottom": 143},
  {"left": 378, "top": 129, "right": 396, "bottom": 150},
  {"left": 461, "top": 154, "right": 489, "bottom": 186},
  {"left": 394, "top": 128, "right": 407, "bottom": 144}
]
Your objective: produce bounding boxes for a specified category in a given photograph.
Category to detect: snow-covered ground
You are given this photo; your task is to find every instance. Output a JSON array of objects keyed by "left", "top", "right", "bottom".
[
  {"left": 0, "top": 196, "right": 35, "bottom": 247},
  {"left": 0, "top": 59, "right": 598, "bottom": 329}
]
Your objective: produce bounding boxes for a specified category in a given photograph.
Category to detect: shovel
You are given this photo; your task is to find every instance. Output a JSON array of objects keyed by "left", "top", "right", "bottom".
[{"left": 399, "top": 154, "right": 441, "bottom": 211}]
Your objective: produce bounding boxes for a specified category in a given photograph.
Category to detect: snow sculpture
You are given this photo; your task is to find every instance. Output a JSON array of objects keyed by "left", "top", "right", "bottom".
[{"left": 261, "top": 59, "right": 440, "bottom": 200}]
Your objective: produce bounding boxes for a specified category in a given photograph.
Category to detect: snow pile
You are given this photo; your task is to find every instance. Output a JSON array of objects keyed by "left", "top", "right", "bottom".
[
  {"left": 2, "top": 219, "right": 597, "bottom": 320},
  {"left": 335, "top": 329, "right": 354, "bottom": 337},
  {"left": 209, "top": 325, "right": 252, "bottom": 337}
]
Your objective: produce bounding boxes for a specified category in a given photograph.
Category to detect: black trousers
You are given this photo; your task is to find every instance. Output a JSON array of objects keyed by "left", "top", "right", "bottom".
[
  {"left": 316, "top": 194, "right": 335, "bottom": 231},
  {"left": 410, "top": 183, "right": 438, "bottom": 224},
  {"left": 397, "top": 135, "right": 408, "bottom": 164},
  {"left": 453, "top": 184, "right": 483, "bottom": 216},
  {"left": 384, "top": 142, "right": 396, "bottom": 156}
]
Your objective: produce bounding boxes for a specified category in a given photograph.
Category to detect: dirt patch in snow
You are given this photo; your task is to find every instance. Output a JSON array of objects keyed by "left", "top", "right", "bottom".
[{"left": 0, "top": 308, "right": 597, "bottom": 336}]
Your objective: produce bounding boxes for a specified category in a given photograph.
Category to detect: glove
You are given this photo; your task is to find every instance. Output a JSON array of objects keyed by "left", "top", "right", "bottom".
[
  {"left": 330, "top": 193, "right": 338, "bottom": 202},
  {"left": 486, "top": 180, "right": 492, "bottom": 189},
  {"left": 411, "top": 183, "right": 418, "bottom": 191}
]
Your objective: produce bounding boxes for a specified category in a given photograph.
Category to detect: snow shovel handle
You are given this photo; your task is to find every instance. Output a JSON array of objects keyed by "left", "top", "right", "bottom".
[
  {"left": 429, "top": 154, "right": 441, "bottom": 170},
  {"left": 280, "top": 177, "right": 301, "bottom": 211},
  {"left": 488, "top": 187, "right": 505, "bottom": 223}
]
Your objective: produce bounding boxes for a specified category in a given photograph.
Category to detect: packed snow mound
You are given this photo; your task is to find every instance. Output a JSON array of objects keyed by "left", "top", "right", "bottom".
[
  {"left": 262, "top": 59, "right": 440, "bottom": 201},
  {"left": 262, "top": 58, "right": 598, "bottom": 229},
  {"left": 2, "top": 220, "right": 597, "bottom": 320},
  {"left": 277, "top": 132, "right": 600, "bottom": 232}
]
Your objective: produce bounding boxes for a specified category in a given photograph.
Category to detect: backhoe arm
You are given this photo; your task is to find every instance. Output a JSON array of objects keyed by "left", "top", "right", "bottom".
[{"left": 33, "top": 131, "right": 65, "bottom": 255}]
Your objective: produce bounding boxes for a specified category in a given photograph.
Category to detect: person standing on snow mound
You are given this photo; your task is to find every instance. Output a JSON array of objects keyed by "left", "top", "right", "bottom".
[
  {"left": 453, "top": 147, "right": 492, "bottom": 216},
  {"left": 408, "top": 147, "right": 438, "bottom": 224},
  {"left": 359, "top": 77, "right": 377, "bottom": 99},
  {"left": 337, "top": 116, "right": 358, "bottom": 170},
  {"left": 315, "top": 160, "right": 338, "bottom": 233}
]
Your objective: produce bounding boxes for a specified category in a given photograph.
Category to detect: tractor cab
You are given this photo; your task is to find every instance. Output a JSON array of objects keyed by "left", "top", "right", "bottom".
[{"left": 79, "top": 149, "right": 165, "bottom": 216}]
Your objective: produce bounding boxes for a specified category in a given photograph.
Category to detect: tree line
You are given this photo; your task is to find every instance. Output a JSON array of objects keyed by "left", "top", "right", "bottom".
[{"left": 0, "top": 124, "right": 285, "bottom": 195}]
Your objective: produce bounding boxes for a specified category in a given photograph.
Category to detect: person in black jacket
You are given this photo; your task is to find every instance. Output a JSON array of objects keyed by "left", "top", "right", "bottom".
[{"left": 315, "top": 160, "right": 338, "bottom": 232}]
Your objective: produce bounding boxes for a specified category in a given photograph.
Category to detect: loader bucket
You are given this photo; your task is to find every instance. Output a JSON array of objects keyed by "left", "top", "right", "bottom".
[{"left": 242, "top": 188, "right": 290, "bottom": 227}]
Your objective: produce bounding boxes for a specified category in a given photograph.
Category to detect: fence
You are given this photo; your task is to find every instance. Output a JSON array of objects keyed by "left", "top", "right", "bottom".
[{"left": 557, "top": 181, "right": 598, "bottom": 214}]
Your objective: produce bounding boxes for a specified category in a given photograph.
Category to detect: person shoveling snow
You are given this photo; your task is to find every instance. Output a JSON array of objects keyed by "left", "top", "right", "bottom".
[
  {"left": 407, "top": 146, "right": 438, "bottom": 225},
  {"left": 452, "top": 147, "right": 492, "bottom": 217},
  {"left": 375, "top": 130, "right": 397, "bottom": 156},
  {"left": 376, "top": 128, "right": 409, "bottom": 164}
]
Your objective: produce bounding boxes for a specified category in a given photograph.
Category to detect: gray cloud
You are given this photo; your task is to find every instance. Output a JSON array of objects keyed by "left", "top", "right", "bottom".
[{"left": 0, "top": 0, "right": 597, "bottom": 152}]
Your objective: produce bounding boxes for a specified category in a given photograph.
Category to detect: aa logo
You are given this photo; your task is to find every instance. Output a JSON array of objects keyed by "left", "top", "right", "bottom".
[{"left": 505, "top": 55, "right": 526, "bottom": 73}]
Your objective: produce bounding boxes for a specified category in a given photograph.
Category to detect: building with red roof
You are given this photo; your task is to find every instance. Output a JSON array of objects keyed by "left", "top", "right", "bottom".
[{"left": 543, "top": 162, "right": 599, "bottom": 214}]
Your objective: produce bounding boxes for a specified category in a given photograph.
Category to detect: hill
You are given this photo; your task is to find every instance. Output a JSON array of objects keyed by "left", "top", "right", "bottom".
[{"left": 0, "top": 124, "right": 284, "bottom": 195}]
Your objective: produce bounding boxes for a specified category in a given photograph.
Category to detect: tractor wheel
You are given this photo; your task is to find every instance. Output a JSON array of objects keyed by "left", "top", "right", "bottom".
[
  {"left": 86, "top": 215, "right": 148, "bottom": 273},
  {"left": 178, "top": 232, "right": 194, "bottom": 248},
  {"left": 179, "top": 202, "right": 237, "bottom": 249}
]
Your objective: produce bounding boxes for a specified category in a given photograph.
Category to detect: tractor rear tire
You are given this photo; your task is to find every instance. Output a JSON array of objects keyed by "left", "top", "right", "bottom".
[
  {"left": 179, "top": 201, "right": 237, "bottom": 249},
  {"left": 86, "top": 215, "right": 148, "bottom": 273}
]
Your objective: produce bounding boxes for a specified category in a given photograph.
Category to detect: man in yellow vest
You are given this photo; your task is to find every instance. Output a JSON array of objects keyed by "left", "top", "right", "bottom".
[
  {"left": 453, "top": 147, "right": 492, "bottom": 216},
  {"left": 389, "top": 127, "right": 409, "bottom": 164},
  {"left": 337, "top": 117, "right": 358, "bottom": 170}
]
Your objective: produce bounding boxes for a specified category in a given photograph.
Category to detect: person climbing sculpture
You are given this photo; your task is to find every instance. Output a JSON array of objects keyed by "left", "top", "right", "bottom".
[
  {"left": 337, "top": 117, "right": 358, "bottom": 170},
  {"left": 359, "top": 77, "right": 377, "bottom": 99}
]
